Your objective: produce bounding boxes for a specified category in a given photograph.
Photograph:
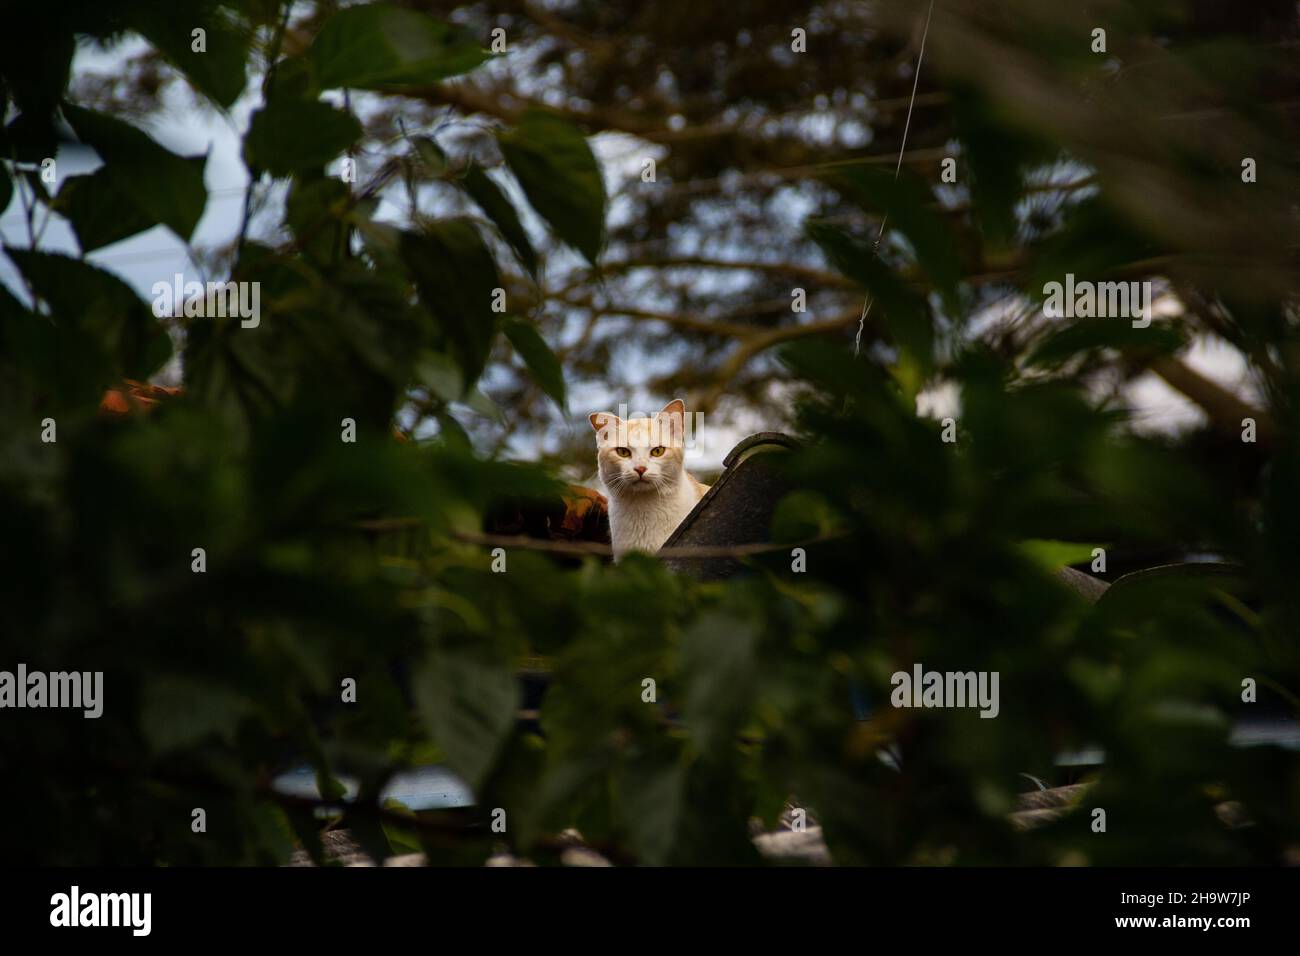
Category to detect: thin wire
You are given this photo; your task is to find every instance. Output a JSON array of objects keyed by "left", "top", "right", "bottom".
[{"left": 855, "top": 0, "right": 936, "bottom": 356}]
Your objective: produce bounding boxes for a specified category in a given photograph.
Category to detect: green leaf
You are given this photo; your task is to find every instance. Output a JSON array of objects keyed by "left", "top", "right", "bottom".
[
  {"left": 135, "top": 8, "right": 248, "bottom": 108},
  {"left": 503, "top": 317, "right": 566, "bottom": 411},
  {"left": 285, "top": 174, "right": 351, "bottom": 262},
  {"left": 140, "top": 676, "right": 254, "bottom": 754},
  {"left": 281, "top": 804, "right": 325, "bottom": 865},
  {"left": 400, "top": 219, "right": 502, "bottom": 385},
  {"left": 354, "top": 217, "right": 406, "bottom": 279},
  {"left": 462, "top": 165, "right": 538, "bottom": 277},
  {"left": 681, "top": 611, "right": 758, "bottom": 759},
  {"left": 409, "top": 135, "right": 449, "bottom": 176},
  {"left": 414, "top": 649, "right": 518, "bottom": 792},
  {"left": 53, "top": 166, "right": 156, "bottom": 252},
  {"left": 820, "top": 164, "right": 964, "bottom": 309},
  {"left": 308, "top": 4, "right": 490, "bottom": 90},
  {"left": 1029, "top": 198, "right": 1164, "bottom": 294},
  {"left": 62, "top": 104, "right": 208, "bottom": 242},
  {"left": 436, "top": 410, "right": 473, "bottom": 449},
  {"left": 498, "top": 110, "right": 606, "bottom": 264},
  {"left": 244, "top": 98, "right": 362, "bottom": 177},
  {"left": 461, "top": 385, "right": 506, "bottom": 423},
  {"left": 266, "top": 56, "right": 320, "bottom": 102},
  {"left": 612, "top": 756, "right": 688, "bottom": 866},
  {"left": 0, "top": 286, "right": 102, "bottom": 406},
  {"left": 3, "top": 110, "right": 62, "bottom": 165},
  {"left": 949, "top": 84, "right": 1057, "bottom": 246},
  {"left": 4, "top": 247, "right": 172, "bottom": 382},
  {"left": 1017, "top": 539, "right": 1102, "bottom": 571},
  {"left": 380, "top": 799, "right": 422, "bottom": 856},
  {"left": 1028, "top": 318, "right": 1186, "bottom": 369},
  {"left": 806, "top": 220, "right": 933, "bottom": 372},
  {"left": 414, "top": 349, "right": 465, "bottom": 402},
  {"left": 0, "top": 29, "right": 73, "bottom": 159}
]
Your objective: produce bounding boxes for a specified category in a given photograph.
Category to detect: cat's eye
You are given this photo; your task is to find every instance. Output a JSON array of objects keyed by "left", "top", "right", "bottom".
[
  {"left": 649, "top": 446, "right": 666, "bottom": 457},
  {"left": 614, "top": 447, "right": 632, "bottom": 458}
]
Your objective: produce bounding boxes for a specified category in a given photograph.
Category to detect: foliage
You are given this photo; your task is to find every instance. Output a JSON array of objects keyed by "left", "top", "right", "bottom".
[{"left": 0, "top": 1, "right": 1297, "bottom": 865}]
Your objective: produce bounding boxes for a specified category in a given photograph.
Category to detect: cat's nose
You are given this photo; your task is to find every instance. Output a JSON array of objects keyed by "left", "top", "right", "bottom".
[{"left": 633, "top": 465, "right": 647, "bottom": 475}]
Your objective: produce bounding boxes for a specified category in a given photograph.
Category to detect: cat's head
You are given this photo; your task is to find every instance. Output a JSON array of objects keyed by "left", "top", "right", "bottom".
[{"left": 589, "top": 399, "right": 688, "bottom": 497}]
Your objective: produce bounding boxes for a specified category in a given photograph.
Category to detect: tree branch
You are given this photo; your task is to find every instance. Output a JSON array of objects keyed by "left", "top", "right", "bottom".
[
  {"left": 596, "top": 256, "right": 855, "bottom": 289},
  {"left": 700, "top": 307, "right": 864, "bottom": 410},
  {"left": 1148, "top": 354, "right": 1279, "bottom": 446}
]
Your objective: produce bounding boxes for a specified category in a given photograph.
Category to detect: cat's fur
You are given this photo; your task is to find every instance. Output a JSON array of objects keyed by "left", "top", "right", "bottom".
[{"left": 589, "top": 399, "right": 708, "bottom": 559}]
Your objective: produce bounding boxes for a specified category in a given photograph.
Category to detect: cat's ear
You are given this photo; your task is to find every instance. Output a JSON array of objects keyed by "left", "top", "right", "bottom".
[
  {"left": 589, "top": 412, "right": 621, "bottom": 436},
  {"left": 657, "top": 399, "right": 686, "bottom": 442}
]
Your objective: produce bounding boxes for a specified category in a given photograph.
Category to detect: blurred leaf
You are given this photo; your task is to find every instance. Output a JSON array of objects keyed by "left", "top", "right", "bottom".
[
  {"left": 503, "top": 317, "right": 566, "bottom": 411},
  {"left": 400, "top": 219, "right": 501, "bottom": 385},
  {"left": 949, "top": 83, "right": 1057, "bottom": 246},
  {"left": 53, "top": 166, "right": 155, "bottom": 252},
  {"left": 140, "top": 676, "right": 254, "bottom": 754},
  {"left": 244, "top": 97, "right": 362, "bottom": 177},
  {"left": 135, "top": 7, "right": 248, "bottom": 108},
  {"left": 285, "top": 174, "right": 351, "bottom": 262},
  {"left": 1028, "top": 318, "right": 1186, "bottom": 368},
  {"left": 807, "top": 220, "right": 933, "bottom": 373},
  {"left": 436, "top": 410, "right": 472, "bottom": 449},
  {"left": 1017, "top": 539, "right": 1101, "bottom": 571},
  {"left": 460, "top": 385, "right": 506, "bottom": 423},
  {"left": 380, "top": 799, "right": 421, "bottom": 855},
  {"left": 414, "top": 649, "right": 517, "bottom": 792},
  {"left": 414, "top": 349, "right": 465, "bottom": 402},
  {"left": 1029, "top": 198, "right": 1164, "bottom": 292},
  {"left": 497, "top": 110, "right": 605, "bottom": 265},
  {"left": 682, "top": 611, "right": 758, "bottom": 759},
  {"left": 821, "top": 164, "right": 964, "bottom": 307},
  {"left": 613, "top": 755, "right": 688, "bottom": 866},
  {"left": 4, "top": 247, "right": 172, "bottom": 381},
  {"left": 267, "top": 55, "right": 320, "bottom": 102},
  {"left": 62, "top": 104, "right": 207, "bottom": 242},
  {"left": 2, "top": 110, "right": 62, "bottom": 165},
  {"left": 403, "top": 135, "right": 450, "bottom": 180},
  {"left": 308, "top": 4, "right": 489, "bottom": 90},
  {"left": 462, "top": 164, "right": 538, "bottom": 277}
]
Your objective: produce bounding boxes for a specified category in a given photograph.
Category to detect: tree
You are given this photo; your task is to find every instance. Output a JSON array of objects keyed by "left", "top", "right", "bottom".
[{"left": 0, "top": 0, "right": 1297, "bottom": 866}]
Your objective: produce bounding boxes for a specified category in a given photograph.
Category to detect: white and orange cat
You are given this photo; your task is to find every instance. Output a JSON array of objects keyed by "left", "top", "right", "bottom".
[{"left": 589, "top": 399, "right": 708, "bottom": 559}]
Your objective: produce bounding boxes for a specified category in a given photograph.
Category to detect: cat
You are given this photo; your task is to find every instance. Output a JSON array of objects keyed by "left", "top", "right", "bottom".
[{"left": 589, "top": 399, "right": 709, "bottom": 560}]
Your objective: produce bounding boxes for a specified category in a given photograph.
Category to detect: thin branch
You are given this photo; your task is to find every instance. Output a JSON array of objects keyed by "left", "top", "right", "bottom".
[
  {"left": 1148, "top": 354, "right": 1279, "bottom": 446},
  {"left": 594, "top": 256, "right": 855, "bottom": 289},
  {"left": 352, "top": 522, "right": 843, "bottom": 560},
  {"left": 651, "top": 147, "right": 951, "bottom": 199},
  {"left": 554, "top": 293, "right": 756, "bottom": 337},
  {"left": 406, "top": 79, "right": 956, "bottom": 161},
  {"left": 703, "top": 308, "right": 863, "bottom": 410},
  {"left": 512, "top": 0, "right": 614, "bottom": 54},
  {"left": 451, "top": 529, "right": 841, "bottom": 559}
]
